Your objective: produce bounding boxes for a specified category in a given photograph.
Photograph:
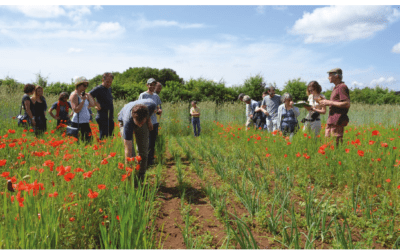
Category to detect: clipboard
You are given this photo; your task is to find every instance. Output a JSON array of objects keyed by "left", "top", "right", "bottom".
[{"left": 293, "top": 102, "right": 311, "bottom": 108}]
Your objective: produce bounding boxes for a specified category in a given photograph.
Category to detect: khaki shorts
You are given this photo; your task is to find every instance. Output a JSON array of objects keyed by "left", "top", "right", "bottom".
[{"left": 325, "top": 124, "right": 345, "bottom": 138}]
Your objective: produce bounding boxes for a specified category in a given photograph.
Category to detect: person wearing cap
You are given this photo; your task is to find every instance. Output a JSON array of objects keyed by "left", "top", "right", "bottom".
[
  {"left": 88, "top": 72, "right": 115, "bottom": 140},
  {"left": 118, "top": 99, "right": 156, "bottom": 181},
  {"left": 138, "top": 78, "right": 162, "bottom": 166},
  {"left": 260, "top": 86, "right": 281, "bottom": 133},
  {"left": 319, "top": 68, "right": 350, "bottom": 146},
  {"left": 69, "top": 77, "right": 97, "bottom": 142},
  {"left": 243, "top": 95, "right": 259, "bottom": 128}
]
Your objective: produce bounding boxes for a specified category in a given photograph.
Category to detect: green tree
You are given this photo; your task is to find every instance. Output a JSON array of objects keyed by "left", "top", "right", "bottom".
[
  {"left": 35, "top": 72, "right": 48, "bottom": 88},
  {"left": 282, "top": 78, "right": 308, "bottom": 102},
  {"left": 240, "top": 74, "right": 267, "bottom": 101}
]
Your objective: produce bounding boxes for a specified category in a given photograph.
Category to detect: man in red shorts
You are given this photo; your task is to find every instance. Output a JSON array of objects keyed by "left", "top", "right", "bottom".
[{"left": 319, "top": 68, "right": 351, "bottom": 146}]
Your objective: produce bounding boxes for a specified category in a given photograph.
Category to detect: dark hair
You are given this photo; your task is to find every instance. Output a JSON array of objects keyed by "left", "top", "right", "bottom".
[
  {"left": 268, "top": 86, "right": 276, "bottom": 93},
  {"left": 238, "top": 93, "right": 245, "bottom": 100},
  {"left": 131, "top": 104, "right": 149, "bottom": 122},
  {"left": 307, "top": 81, "right": 322, "bottom": 95},
  {"left": 59, "top": 92, "right": 69, "bottom": 101},
  {"left": 263, "top": 90, "right": 269, "bottom": 95},
  {"left": 191, "top": 100, "right": 197, "bottom": 105},
  {"left": 102, "top": 72, "right": 114, "bottom": 81},
  {"left": 23, "top": 83, "right": 36, "bottom": 94}
]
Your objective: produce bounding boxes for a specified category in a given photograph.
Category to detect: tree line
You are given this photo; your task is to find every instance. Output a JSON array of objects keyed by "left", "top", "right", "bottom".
[{"left": 1, "top": 67, "right": 399, "bottom": 105}]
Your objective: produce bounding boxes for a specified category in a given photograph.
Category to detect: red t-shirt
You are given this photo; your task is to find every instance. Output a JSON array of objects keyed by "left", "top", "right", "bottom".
[{"left": 327, "top": 82, "right": 350, "bottom": 126}]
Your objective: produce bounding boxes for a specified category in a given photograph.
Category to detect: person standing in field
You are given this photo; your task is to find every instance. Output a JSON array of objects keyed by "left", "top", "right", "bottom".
[
  {"left": 303, "top": 81, "right": 326, "bottom": 136},
  {"left": 138, "top": 78, "right": 162, "bottom": 166},
  {"left": 155, "top": 82, "right": 163, "bottom": 124},
  {"left": 254, "top": 91, "right": 268, "bottom": 130},
  {"left": 118, "top": 99, "right": 156, "bottom": 181},
  {"left": 260, "top": 86, "right": 281, "bottom": 133},
  {"left": 319, "top": 68, "right": 351, "bottom": 146},
  {"left": 31, "top": 85, "right": 48, "bottom": 135},
  {"left": 88, "top": 72, "right": 115, "bottom": 140},
  {"left": 238, "top": 93, "right": 250, "bottom": 127},
  {"left": 49, "top": 92, "right": 73, "bottom": 129},
  {"left": 277, "top": 93, "right": 300, "bottom": 140},
  {"left": 19, "top": 84, "right": 36, "bottom": 128},
  {"left": 70, "top": 77, "right": 97, "bottom": 142},
  {"left": 243, "top": 95, "right": 259, "bottom": 129},
  {"left": 190, "top": 101, "right": 201, "bottom": 137}
]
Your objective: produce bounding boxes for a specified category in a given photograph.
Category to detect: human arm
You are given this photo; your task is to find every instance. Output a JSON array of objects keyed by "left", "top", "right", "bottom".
[
  {"left": 70, "top": 92, "right": 87, "bottom": 113},
  {"left": 124, "top": 139, "right": 133, "bottom": 166},
  {"left": 276, "top": 105, "right": 283, "bottom": 131},
  {"left": 48, "top": 108, "right": 59, "bottom": 120},
  {"left": 319, "top": 99, "right": 350, "bottom": 109},
  {"left": 311, "top": 106, "right": 326, "bottom": 114},
  {"left": 24, "top": 99, "right": 36, "bottom": 126},
  {"left": 147, "top": 119, "right": 153, "bottom": 131}
]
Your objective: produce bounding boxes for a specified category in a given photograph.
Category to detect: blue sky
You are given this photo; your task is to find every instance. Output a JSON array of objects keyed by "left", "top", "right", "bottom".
[{"left": 1, "top": 4, "right": 399, "bottom": 92}]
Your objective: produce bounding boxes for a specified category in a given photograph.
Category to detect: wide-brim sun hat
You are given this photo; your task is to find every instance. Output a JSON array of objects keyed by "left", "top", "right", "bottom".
[{"left": 75, "top": 77, "right": 89, "bottom": 86}]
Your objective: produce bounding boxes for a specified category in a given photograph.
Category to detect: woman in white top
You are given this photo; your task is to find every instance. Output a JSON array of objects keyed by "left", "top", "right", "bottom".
[
  {"left": 69, "top": 77, "right": 97, "bottom": 142},
  {"left": 303, "top": 81, "right": 326, "bottom": 136}
]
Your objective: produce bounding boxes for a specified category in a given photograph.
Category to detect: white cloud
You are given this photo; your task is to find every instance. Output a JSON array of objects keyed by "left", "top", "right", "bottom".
[
  {"left": 351, "top": 81, "right": 365, "bottom": 88},
  {"left": 256, "top": 6, "right": 265, "bottom": 14},
  {"left": 290, "top": 6, "right": 400, "bottom": 43},
  {"left": 7, "top": 6, "right": 66, "bottom": 18},
  {"left": 68, "top": 48, "right": 83, "bottom": 53},
  {"left": 0, "top": 20, "right": 125, "bottom": 40},
  {"left": 370, "top": 76, "right": 397, "bottom": 86},
  {"left": 273, "top": 6, "right": 288, "bottom": 11},
  {"left": 5, "top": 6, "right": 93, "bottom": 21},
  {"left": 392, "top": 42, "right": 400, "bottom": 53},
  {"left": 132, "top": 16, "right": 205, "bottom": 30}
]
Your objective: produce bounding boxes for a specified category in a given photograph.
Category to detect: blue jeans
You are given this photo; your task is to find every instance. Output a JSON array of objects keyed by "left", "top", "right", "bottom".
[
  {"left": 148, "top": 123, "right": 159, "bottom": 165},
  {"left": 96, "top": 118, "right": 114, "bottom": 140},
  {"left": 192, "top": 117, "right": 201, "bottom": 136}
]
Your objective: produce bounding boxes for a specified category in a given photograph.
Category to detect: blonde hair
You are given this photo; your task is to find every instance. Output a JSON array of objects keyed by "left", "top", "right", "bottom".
[{"left": 31, "top": 85, "right": 44, "bottom": 102}]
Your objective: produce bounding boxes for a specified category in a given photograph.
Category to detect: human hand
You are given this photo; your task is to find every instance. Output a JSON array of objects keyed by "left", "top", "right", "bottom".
[
  {"left": 32, "top": 119, "right": 36, "bottom": 126},
  {"left": 319, "top": 99, "right": 330, "bottom": 106},
  {"left": 56, "top": 116, "right": 60, "bottom": 120},
  {"left": 148, "top": 122, "right": 153, "bottom": 131}
]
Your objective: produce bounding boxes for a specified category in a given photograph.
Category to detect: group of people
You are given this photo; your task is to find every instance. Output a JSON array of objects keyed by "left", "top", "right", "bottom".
[
  {"left": 19, "top": 73, "right": 164, "bottom": 181},
  {"left": 239, "top": 68, "right": 351, "bottom": 146},
  {"left": 17, "top": 67, "right": 350, "bottom": 180}
]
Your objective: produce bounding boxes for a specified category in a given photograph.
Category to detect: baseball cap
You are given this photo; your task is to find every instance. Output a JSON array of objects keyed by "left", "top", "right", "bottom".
[
  {"left": 243, "top": 95, "right": 251, "bottom": 102},
  {"left": 327, "top": 68, "right": 342, "bottom": 75},
  {"left": 147, "top": 78, "right": 157, "bottom": 85}
]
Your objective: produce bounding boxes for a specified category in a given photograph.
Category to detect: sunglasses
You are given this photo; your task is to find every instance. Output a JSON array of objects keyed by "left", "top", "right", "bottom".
[{"left": 83, "top": 84, "right": 88, "bottom": 87}]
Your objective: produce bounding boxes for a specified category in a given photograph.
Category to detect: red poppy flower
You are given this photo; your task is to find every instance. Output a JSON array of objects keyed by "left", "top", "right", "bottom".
[
  {"left": 98, "top": 184, "right": 106, "bottom": 190},
  {"left": 121, "top": 174, "right": 127, "bottom": 182},
  {"left": 368, "top": 140, "right": 375, "bottom": 145},
  {"left": 69, "top": 217, "right": 75, "bottom": 222},
  {"left": 109, "top": 152, "right": 116, "bottom": 157},
  {"left": 135, "top": 164, "right": 140, "bottom": 171},
  {"left": 8, "top": 129, "right": 15, "bottom": 134},
  {"left": 101, "top": 159, "right": 108, "bottom": 165},
  {"left": 8, "top": 143, "right": 16, "bottom": 148},
  {"left": 136, "top": 156, "right": 142, "bottom": 162},
  {"left": 118, "top": 163, "right": 124, "bottom": 169},
  {"left": 116, "top": 215, "right": 120, "bottom": 221},
  {"left": 87, "top": 189, "right": 99, "bottom": 199},
  {"left": 74, "top": 168, "right": 84, "bottom": 172},
  {"left": 1, "top": 172, "right": 10, "bottom": 178},
  {"left": 83, "top": 171, "right": 93, "bottom": 179},
  {"left": 372, "top": 130, "right": 380, "bottom": 136},
  {"left": 64, "top": 173, "right": 75, "bottom": 182},
  {"left": 386, "top": 179, "right": 391, "bottom": 183},
  {"left": 381, "top": 142, "right": 388, "bottom": 148},
  {"left": 287, "top": 142, "right": 291, "bottom": 145},
  {"left": 345, "top": 149, "right": 350, "bottom": 153},
  {"left": 0, "top": 159, "right": 6, "bottom": 167},
  {"left": 284, "top": 154, "right": 287, "bottom": 158},
  {"left": 357, "top": 150, "right": 364, "bottom": 157},
  {"left": 296, "top": 152, "right": 301, "bottom": 157}
]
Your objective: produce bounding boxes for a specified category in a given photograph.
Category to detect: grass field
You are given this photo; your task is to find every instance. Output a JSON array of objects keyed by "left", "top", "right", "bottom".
[{"left": 0, "top": 86, "right": 400, "bottom": 249}]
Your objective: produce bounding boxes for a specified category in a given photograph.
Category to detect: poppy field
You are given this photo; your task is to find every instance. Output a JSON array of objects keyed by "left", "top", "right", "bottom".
[{"left": 1, "top": 88, "right": 400, "bottom": 249}]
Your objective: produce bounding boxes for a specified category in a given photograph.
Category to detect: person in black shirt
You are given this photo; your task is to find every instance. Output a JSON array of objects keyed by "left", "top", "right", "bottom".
[
  {"left": 31, "top": 85, "right": 48, "bottom": 135},
  {"left": 88, "top": 72, "right": 114, "bottom": 140},
  {"left": 19, "top": 84, "right": 36, "bottom": 128}
]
